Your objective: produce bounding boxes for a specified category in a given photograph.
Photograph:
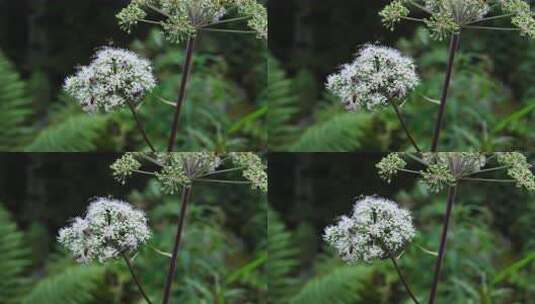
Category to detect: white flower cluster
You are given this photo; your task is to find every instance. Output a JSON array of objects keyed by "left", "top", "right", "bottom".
[
  {"left": 326, "top": 45, "right": 419, "bottom": 112},
  {"left": 58, "top": 198, "right": 151, "bottom": 263},
  {"left": 64, "top": 47, "right": 156, "bottom": 113},
  {"left": 324, "top": 196, "right": 415, "bottom": 263}
]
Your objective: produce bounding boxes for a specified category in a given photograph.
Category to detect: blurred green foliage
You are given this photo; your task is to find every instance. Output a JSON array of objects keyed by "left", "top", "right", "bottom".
[{"left": 268, "top": 153, "right": 535, "bottom": 303}]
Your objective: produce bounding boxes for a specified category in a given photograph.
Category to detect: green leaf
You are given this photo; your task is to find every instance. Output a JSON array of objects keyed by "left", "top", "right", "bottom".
[
  {"left": 25, "top": 114, "right": 108, "bottom": 152},
  {"left": 228, "top": 105, "right": 268, "bottom": 134},
  {"left": 22, "top": 265, "right": 105, "bottom": 304},
  {"left": 290, "top": 266, "right": 373, "bottom": 304},
  {"left": 0, "top": 50, "right": 33, "bottom": 150},
  {"left": 415, "top": 244, "right": 438, "bottom": 257},
  {"left": 267, "top": 209, "right": 300, "bottom": 301},
  {"left": 0, "top": 204, "right": 31, "bottom": 304},
  {"left": 290, "top": 112, "right": 372, "bottom": 152},
  {"left": 491, "top": 251, "right": 535, "bottom": 286},
  {"left": 225, "top": 252, "right": 268, "bottom": 284},
  {"left": 266, "top": 57, "right": 300, "bottom": 150},
  {"left": 492, "top": 101, "right": 535, "bottom": 134}
]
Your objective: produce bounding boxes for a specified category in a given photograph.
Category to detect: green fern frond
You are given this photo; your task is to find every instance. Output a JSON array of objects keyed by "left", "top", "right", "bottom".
[
  {"left": 25, "top": 114, "right": 108, "bottom": 152},
  {"left": 21, "top": 265, "right": 105, "bottom": 304},
  {"left": 268, "top": 209, "right": 300, "bottom": 302},
  {"left": 0, "top": 51, "right": 33, "bottom": 150},
  {"left": 0, "top": 204, "right": 31, "bottom": 304},
  {"left": 267, "top": 57, "right": 300, "bottom": 151},
  {"left": 290, "top": 112, "right": 372, "bottom": 152},
  {"left": 290, "top": 266, "right": 373, "bottom": 304}
]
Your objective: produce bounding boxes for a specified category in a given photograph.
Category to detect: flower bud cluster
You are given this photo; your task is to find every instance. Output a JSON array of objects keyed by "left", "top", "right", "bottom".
[
  {"left": 501, "top": 0, "right": 535, "bottom": 38},
  {"left": 230, "top": 152, "right": 268, "bottom": 192},
  {"left": 381, "top": 0, "right": 535, "bottom": 40},
  {"left": 117, "top": 0, "right": 267, "bottom": 43},
  {"left": 497, "top": 152, "right": 535, "bottom": 191},
  {"left": 376, "top": 153, "right": 407, "bottom": 183},
  {"left": 111, "top": 153, "right": 142, "bottom": 185},
  {"left": 111, "top": 152, "right": 268, "bottom": 194},
  {"left": 154, "top": 152, "right": 222, "bottom": 194}
]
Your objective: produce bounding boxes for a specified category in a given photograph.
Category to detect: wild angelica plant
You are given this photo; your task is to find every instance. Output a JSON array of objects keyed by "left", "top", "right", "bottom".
[
  {"left": 110, "top": 152, "right": 267, "bottom": 304},
  {"left": 117, "top": 0, "right": 268, "bottom": 151},
  {"left": 326, "top": 44, "right": 421, "bottom": 151},
  {"left": 58, "top": 197, "right": 153, "bottom": 303},
  {"left": 380, "top": 0, "right": 535, "bottom": 151},
  {"left": 64, "top": 47, "right": 158, "bottom": 151},
  {"left": 324, "top": 195, "right": 420, "bottom": 304},
  {"left": 377, "top": 152, "right": 535, "bottom": 304}
]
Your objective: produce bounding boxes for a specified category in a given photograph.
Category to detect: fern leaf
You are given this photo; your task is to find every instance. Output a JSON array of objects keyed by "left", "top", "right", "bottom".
[
  {"left": 290, "top": 266, "right": 372, "bottom": 304},
  {"left": 0, "top": 204, "right": 31, "bottom": 304},
  {"left": 290, "top": 112, "right": 372, "bottom": 152},
  {"left": 21, "top": 265, "right": 105, "bottom": 304},
  {"left": 0, "top": 51, "right": 33, "bottom": 150},
  {"left": 266, "top": 58, "right": 300, "bottom": 151},
  {"left": 268, "top": 209, "right": 300, "bottom": 302},
  {"left": 25, "top": 114, "right": 108, "bottom": 152}
]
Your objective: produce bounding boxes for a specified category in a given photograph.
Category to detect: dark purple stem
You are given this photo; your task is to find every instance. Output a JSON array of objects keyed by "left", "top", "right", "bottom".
[
  {"left": 162, "top": 186, "right": 192, "bottom": 304},
  {"left": 431, "top": 34, "right": 460, "bottom": 152},
  {"left": 428, "top": 186, "right": 457, "bottom": 304},
  {"left": 167, "top": 37, "right": 196, "bottom": 152}
]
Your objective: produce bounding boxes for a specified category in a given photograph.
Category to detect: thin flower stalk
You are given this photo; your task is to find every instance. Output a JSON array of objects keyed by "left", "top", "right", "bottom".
[
  {"left": 122, "top": 253, "right": 154, "bottom": 304},
  {"left": 392, "top": 103, "right": 421, "bottom": 152},
  {"left": 162, "top": 186, "right": 192, "bottom": 304},
  {"left": 167, "top": 37, "right": 196, "bottom": 152},
  {"left": 428, "top": 186, "right": 457, "bottom": 304},
  {"left": 390, "top": 257, "right": 421, "bottom": 304},
  {"left": 431, "top": 34, "right": 460, "bottom": 152},
  {"left": 126, "top": 100, "right": 156, "bottom": 152}
]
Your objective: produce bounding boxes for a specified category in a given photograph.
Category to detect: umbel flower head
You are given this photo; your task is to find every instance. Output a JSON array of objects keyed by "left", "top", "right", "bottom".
[
  {"left": 421, "top": 152, "right": 486, "bottom": 192},
  {"left": 64, "top": 47, "right": 156, "bottom": 113},
  {"left": 324, "top": 196, "right": 416, "bottom": 264},
  {"left": 497, "top": 152, "right": 535, "bottom": 191},
  {"left": 326, "top": 45, "right": 419, "bottom": 112},
  {"left": 117, "top": 0, "right": 268, "bottom": 43},
  {"left": 111, "top": 152, "right": 268, "bottom": 194},
  {"left": 376, "top": 153, "right": 407, "bottom": 183},
  {"left": 377, "top": 152, "right": 535, "bottom": 193},
  {"left": 381, "top": 0, "right": 535, "bottom": 40},
  {"left": 229, "top": 152, "right": 268, "bottom": 192},
  {"left": 154, "top": 152, "right": 222, "bottom": 193},
  {"left": 58, "top": 197, "right": 151, "bottom": 263}
]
